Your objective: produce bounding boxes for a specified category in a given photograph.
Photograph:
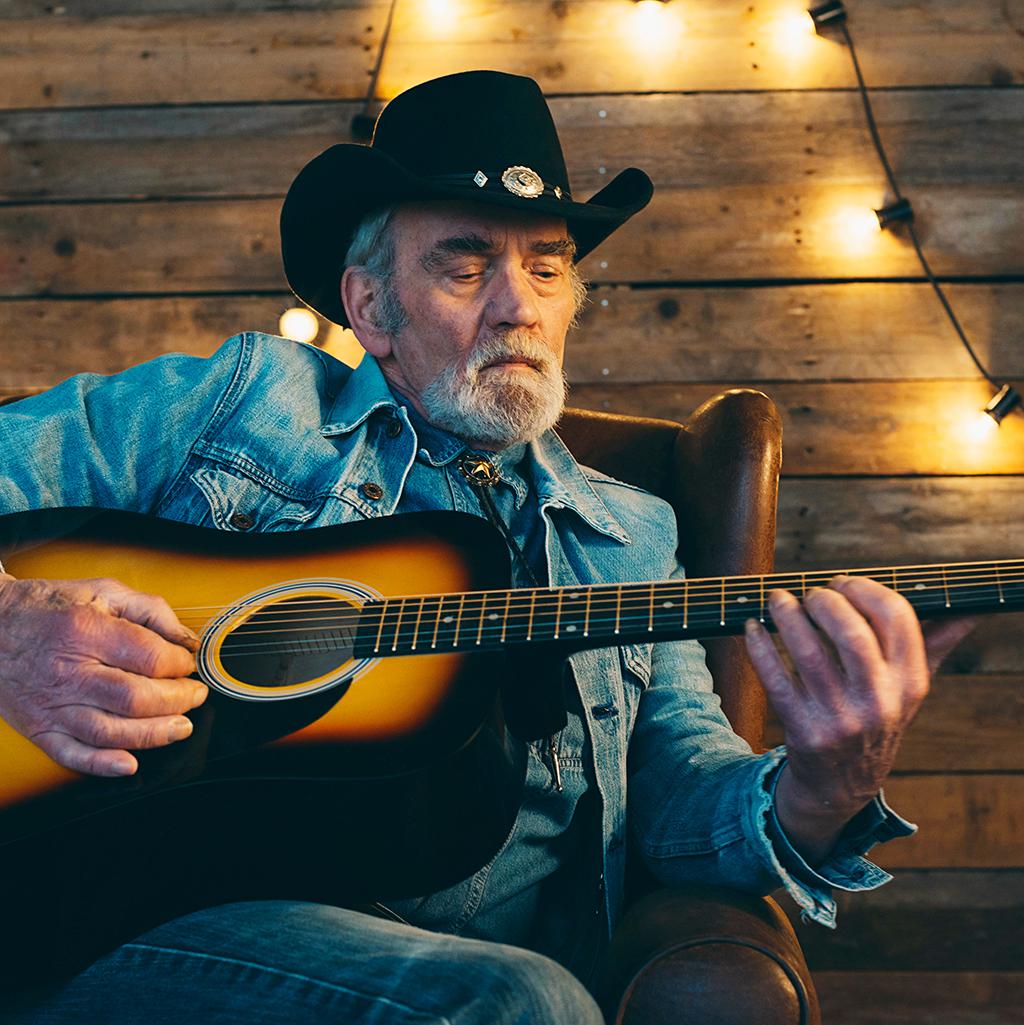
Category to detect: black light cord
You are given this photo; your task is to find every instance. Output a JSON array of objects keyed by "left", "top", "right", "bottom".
[
  {"left": 352, "top": 0, "right": 400, "bottom": 139},
  {"left": 837, "top": 17, "right": 1005, "bottom": 391}
]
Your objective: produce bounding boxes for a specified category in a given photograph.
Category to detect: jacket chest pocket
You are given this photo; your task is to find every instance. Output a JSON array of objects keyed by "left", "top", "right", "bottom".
[{"left": 190, "top": 465, "right": 331, "bottom": 532}]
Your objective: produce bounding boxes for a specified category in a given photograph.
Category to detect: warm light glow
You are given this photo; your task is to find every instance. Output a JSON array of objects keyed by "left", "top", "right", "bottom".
[
  {"left": 768, "top": 10, "right": 817, "bottom": 53},
  {"left": 279, "top": 307, "right": 320, "bottom": 344},
  {"left": 831, "top": 204, "right": 882, "bottom": 256},
  {"left": 625, "top": 0, "right": 682, "bottom": 59},
  {"left": 963, "top": 409, "right": 1000, "bottom": 444},
  {"left": 420, "top": 0, "right": 460, "bottom": 34}
]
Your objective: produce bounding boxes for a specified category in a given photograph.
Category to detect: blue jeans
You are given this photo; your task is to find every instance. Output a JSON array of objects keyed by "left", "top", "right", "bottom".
[{"left": 3, "top": 902, "right": 605, "bottom": 1024}]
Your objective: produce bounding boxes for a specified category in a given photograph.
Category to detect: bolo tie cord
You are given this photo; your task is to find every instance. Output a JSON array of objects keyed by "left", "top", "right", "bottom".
[{"left": 459, "top": 454, "right": 564, "bottom": 793}]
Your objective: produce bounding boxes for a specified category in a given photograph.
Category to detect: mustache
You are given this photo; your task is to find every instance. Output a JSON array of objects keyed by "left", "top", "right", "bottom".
[{"left": 464, "top": 333, "right": 557, "bottom": 375}]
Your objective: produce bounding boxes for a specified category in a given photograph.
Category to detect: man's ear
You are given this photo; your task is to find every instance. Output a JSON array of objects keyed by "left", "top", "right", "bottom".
[{"left": 341, "top": 266, "right": 393, "bottom": 359}]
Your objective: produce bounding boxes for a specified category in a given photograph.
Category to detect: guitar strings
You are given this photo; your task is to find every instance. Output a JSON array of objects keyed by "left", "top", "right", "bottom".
[
  {"left": 210, "top": 587, "right": 1021, "bottom": 657},
  {"left": 164, "top": 561, "right": 1024, "bottom": 615},
  {"left": 172, "top": 565, "right": 1024, "bottom": 636},
  {"left": 205, "top": 576, "right": 1024, "bottom": 654}
]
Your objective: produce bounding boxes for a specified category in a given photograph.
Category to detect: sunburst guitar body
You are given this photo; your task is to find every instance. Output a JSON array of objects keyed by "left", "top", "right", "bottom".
[{"left": 0, "top": 508, "right": 523, "bottom": 990}]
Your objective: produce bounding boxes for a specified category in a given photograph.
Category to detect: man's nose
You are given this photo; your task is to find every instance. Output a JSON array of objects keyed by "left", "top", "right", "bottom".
[{"left": 484, "top": 266, "right": 541, "bottom": 329}]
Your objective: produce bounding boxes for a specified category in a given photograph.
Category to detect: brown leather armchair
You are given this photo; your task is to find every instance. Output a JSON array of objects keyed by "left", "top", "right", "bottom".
[{"left": 558, "top": 389, "right": 821, "bottom": 1025}]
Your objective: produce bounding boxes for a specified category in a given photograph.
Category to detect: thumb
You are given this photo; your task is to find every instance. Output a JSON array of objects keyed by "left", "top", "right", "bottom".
[{"left": 923, "top": 616, "right": 979, "bottom": 675}]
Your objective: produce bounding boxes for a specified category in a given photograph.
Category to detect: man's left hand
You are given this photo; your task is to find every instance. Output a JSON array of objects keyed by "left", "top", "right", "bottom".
[{"left": 744, "top": 575, "right": 978, "bottom": 864}]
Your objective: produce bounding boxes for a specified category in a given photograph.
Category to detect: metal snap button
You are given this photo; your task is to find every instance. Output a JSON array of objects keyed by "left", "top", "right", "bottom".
[
  {"left": 359, "top": 482, "right": 384, "bottom": 501},
  {"left": 384, "top": 417, "right": 403, "bottom": 439},
  {"left": 229, "top": 511, "right": 255, "bottom": 531}
]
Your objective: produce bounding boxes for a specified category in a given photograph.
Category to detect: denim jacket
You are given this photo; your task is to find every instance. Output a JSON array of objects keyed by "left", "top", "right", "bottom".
[{"left": 0, "top": 331, "right": 913, "bottom": 934}]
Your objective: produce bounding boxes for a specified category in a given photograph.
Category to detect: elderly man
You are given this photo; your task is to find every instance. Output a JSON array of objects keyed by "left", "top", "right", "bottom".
[{"left": 0, "top": 71, "right": 971, "bottom": 1023}]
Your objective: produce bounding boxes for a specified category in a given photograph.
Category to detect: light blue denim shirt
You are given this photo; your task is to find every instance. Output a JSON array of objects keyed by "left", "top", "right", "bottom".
[{"left": 0, "top": 332, "right": 914, "bottom": 950}]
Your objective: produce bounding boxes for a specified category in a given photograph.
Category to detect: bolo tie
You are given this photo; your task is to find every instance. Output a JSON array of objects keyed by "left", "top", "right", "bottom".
[{"left": 458, "top": 453, "right": 565, "bottom": 792}]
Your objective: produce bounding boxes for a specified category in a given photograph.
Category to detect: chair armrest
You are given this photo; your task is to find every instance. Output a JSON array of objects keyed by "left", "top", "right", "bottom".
[{"left": 597, "top": 885, "right": 820, "bottom": 1025}]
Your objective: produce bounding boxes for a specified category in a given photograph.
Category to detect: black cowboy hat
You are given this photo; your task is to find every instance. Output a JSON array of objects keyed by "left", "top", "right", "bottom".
[{"left": 280, "top": 70, "right": 654, "bottom": 327}]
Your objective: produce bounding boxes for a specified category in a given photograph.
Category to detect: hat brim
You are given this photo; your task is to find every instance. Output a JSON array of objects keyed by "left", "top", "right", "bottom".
[{"left": 280, "top": 144, "right": 653, "bottom": 327}]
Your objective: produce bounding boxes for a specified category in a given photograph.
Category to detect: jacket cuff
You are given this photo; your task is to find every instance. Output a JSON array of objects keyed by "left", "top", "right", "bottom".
[{"left": 755, "top": 751, "right": 916, "bottom": 928}]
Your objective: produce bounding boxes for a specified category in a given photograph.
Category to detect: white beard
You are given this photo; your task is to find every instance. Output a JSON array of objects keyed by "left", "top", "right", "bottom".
[{"left": 419, "top": 330, "right": 567, "bottom": 449}]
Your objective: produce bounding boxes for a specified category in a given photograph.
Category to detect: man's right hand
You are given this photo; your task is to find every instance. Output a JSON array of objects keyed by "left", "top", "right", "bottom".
[{"left": 0, "top": 575, "right": 207, "bottom": 777}]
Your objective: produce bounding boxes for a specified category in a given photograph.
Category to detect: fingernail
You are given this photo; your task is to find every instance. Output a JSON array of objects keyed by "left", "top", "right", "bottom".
[
  {"left": 112, "top": 757, "right": 136, "bottom": 776},
  {"left": 192, "top": 685, "right": 208, "bottom": 705},
  {"left": 169, "top": 717, "right": 193, "bottom": 741}
]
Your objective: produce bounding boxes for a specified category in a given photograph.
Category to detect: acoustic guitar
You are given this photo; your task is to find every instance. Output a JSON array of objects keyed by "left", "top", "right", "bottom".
[{"left": 0, "top": 506, "right": 1020, "bottom": 989}]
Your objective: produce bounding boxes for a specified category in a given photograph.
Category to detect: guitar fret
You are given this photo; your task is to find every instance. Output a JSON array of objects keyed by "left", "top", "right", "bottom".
[
  {"left": 648, "top": 583, "right": 656, "bottom": 633},
  {"left": 996, "top": 563, "right": 1006, "bottom": 604},
  {"left": 391, "top": 597, "right": 407, "bottom": 653},
  {"left": 452, "top": 593, "right": 467, "bottom": 648},
  {"left": 942, "top": 565, "right": 951, "bottom": 608},
  {"left": 584, "top": 587, "right": 592, "bottom": 638},
  {"left": 501, "top": 589, "right": 512, "bottom": 643},
  {"left": 719, "top": 577, "right": 726, "bottom": 627},
  {"left": 683, "top": 581, "right": 689, "bottom": 630},
  {"left": 527, "top": 589, "right": 537, "bottom": 641},
  {"left": 410, "top": 596, "right": 426, "bottom": 652},
  {"left": 614, "top": 584, "right": 622, "bottom": 635},
  {"left": 553, "top": 589, "right": 564, "bottom": 639},
  {"left": 759, "top": 575, "right": 766, "bottom": 624},
  {"left": 374, "top": 600, "right": 389, "bottom": 654},
  {"left": 476, "top": 592, "right": 488, "bottom": 646}
]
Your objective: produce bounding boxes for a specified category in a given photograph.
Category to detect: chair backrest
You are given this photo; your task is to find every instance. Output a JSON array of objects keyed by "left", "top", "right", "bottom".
[{"left": 556, "top": 389, "right": 783, "bottom": 752}]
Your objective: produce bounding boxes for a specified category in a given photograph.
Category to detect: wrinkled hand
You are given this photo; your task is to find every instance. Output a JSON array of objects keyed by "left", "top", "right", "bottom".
[
  {"left": 0, "top": 574, "right": 207, "bottom": 777},
  {"left": 744, "top": 575, "right": 977, "bottom": 862}
]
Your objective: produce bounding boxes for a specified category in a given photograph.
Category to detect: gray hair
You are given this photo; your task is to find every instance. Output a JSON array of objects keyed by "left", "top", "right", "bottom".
[{"left": 343, "top": 203, "right": 590, "bottom": 335}]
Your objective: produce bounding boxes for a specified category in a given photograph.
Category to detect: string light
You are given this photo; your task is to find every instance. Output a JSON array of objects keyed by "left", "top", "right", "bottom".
[
  {"left": 811, "top": 1, "right": 1021, "bottom": 433},
  {"left": 279, "top": 307, "right": 320, "bottom": 344}
]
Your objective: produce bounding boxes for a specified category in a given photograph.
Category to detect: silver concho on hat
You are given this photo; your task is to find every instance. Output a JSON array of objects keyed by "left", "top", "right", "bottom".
[{"left": 501, "top": 166, "right": 545, "bottom": 199}]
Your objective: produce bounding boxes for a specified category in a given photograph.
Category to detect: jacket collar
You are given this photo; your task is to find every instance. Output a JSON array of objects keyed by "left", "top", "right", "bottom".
[{"left": 320, "top": 355, "right": 631, "bottom": 545}]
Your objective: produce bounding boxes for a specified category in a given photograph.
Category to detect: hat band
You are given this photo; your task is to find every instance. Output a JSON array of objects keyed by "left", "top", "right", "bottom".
[{"left": 425, "top": 168, "right": 572, "bottom": 203}]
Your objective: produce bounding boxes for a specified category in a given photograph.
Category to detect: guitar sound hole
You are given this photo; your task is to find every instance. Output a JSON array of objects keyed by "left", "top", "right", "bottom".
[{"left": 218, "top": 596, "right": 361, "bottom": 690}]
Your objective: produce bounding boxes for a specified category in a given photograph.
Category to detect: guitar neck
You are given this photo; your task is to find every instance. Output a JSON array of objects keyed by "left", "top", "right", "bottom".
[{"left": 356, "top": 559, "right": 1024, "bottom": 658}]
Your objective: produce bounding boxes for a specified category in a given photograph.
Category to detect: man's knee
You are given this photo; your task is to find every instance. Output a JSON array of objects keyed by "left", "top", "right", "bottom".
[{"left": 455, "top": 944, "right": 603, "bottom": 1025}]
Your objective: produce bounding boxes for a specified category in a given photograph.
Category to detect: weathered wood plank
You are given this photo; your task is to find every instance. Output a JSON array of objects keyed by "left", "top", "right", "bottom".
[
  {"left": 379, "top": 0, "right": 1024, "bottom": 94},
  {"left": 2, "top": 285, "right": 1021, "bottom": 387},
  {"left": 766, "top": 676, "right": 1024, "bottom": 772},
  {"left": 4, "top": 89, "right": 1021, "bottom": 201},
  {"left": 864, "top": 775, "right": 1024, "bottom": 869},
  {"left": 2, "top": 189, "right": 1020, "bottom": 301},
  {"left": 778, "top": 871, "right": 1024, "bottom": 972},
  {"left": 6, "top": 1, "right": 364, "bottom": 14},
  {"left": 2, "top": 1, "right": 1020, "bottom": 110},
  {"left": 0, "top": 8, "right": 385, "bottom": 108},
  {"left": 812, "top": 972, "right": 1024, "bottom": 1023},
  {"left": 569, "top": 283, "right": 1024, "bottom": 383},
  {"left": 572, "top": 380, "right": 1024, "bottom": 475},
  {"left": 776, "top": 477, "right": 1024, "bottom": 570}
]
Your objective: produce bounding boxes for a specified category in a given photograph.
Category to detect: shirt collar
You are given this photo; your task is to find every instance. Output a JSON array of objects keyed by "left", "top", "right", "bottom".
[{"left": 319, "top": 355, "right": 630, "bottom": 545}]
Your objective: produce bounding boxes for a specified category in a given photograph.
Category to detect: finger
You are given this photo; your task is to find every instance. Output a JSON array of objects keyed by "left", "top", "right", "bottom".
[
  {"left": 767, "top": 588, "right": 844, "bottom": 700},
  {"left": 830, "top": 575, "right": 925, "bottom": 670},
  {"left": 56, "top": 704, "right": 194, "bottom": 751},
  {"left": 744, "top": 617, "right": 806, "bottom": 718},
  {"left": 922, "top": 616, "right": 980, "bottom": 675},
  {"left": 78, "top": 665, "right": 207, "bottom": 718},
  {"left": 92, "top": 578, "right": 199, "bottom": 652},
  {"left": 801, "top": 585, "right": 887, "bottom": 692},
  {"left": 81, "top": 613, "right": 197, "bottom": 679},
  {"left": 31, "top": 730, "right": 138, "bottom": 777}
]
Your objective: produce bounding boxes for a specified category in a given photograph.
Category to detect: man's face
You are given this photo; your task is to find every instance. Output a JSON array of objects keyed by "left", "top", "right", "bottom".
[{"left": 360, "top": 200, "right": 579, "bottom": 450}]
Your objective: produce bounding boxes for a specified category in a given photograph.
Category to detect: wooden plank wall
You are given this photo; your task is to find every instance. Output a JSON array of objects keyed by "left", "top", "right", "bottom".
[{"left": 1, "top": 1, "right": 1022, "bottom": 1020}]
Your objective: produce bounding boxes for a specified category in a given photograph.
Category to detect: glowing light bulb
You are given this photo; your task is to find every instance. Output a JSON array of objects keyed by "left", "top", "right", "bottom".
[
  {"left": 963, "top": 409, "right": 1000, "bottom": 445},
  {"left": 626, "top": 0, "right": 680, "bottom": 59},
  {"left": 421, "top": 0, "right": 459, "bottom": 33},
  {"left": 770, "top": 10, "right": 817, "bottom": 51},
  {"left": 279, "top": 307, "right": 320, "bottom": 344},
  {"left": 832, "top": 204, "right": 882, "bottom": 256}
]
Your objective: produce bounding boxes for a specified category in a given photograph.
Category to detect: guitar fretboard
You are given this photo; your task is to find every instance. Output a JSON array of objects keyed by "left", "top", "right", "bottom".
[{"left": 353, "top": 559, "right": 1024, "bottom": 658}]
